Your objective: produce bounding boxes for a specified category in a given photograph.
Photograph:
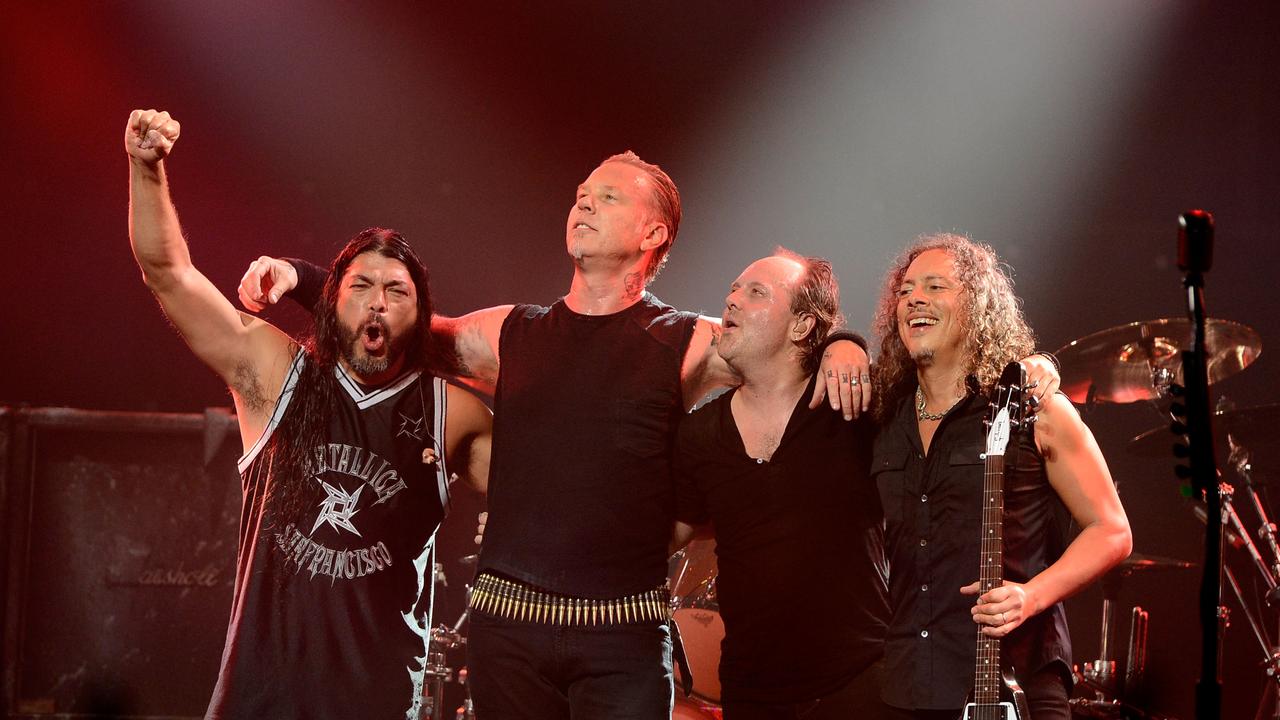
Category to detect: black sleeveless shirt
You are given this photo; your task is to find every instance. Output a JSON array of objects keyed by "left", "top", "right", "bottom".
[
  {"left": 872, "top": 390, "right": 1071, "bottom": 711},
  {"left": 478, "top": 293, "right": 699, "bottom": 598},
  {"left": 207, "top": 354, "right": 453, "bottom": 719}
]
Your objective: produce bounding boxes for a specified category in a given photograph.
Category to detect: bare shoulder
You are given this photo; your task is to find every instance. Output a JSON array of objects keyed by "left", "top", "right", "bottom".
[
  {"left": 444, "top": 382, "right": 493, "bottom": 435},
  {"left": 1032, "top": 392, "right": 1091, "bottom": 457},
  {"left": 432, "top": 305, "right": 514, "bottom": 389},
  {"left": 1034, "top": 392, "right": 1082, "bottom": 429},
  {"left": 437, "top": 304, "right": 515, "bottom": 344}
]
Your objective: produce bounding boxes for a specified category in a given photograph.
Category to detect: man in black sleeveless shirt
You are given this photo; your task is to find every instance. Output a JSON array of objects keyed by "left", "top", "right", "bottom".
[
  {"left": 867, "top": 234, "right": 1132, "bottom": 719},
  {"left": 125, "top": 109, "right": 493, "bottom": 718},
  {"left": 238, "top": 153, "right": 874, "bottom": 717},
  {"left": 672, "top": 249, "right": 892, "bottom": 719}
]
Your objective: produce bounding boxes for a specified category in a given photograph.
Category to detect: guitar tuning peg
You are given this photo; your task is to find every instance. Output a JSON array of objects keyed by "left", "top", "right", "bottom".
[
  {"left": 1169, "top": 383, "right": 1185, "bottom": 397},
  {"left": 1174, "top": 464, "right": 1193, "bottom": 480},
  {"left": 1173, "top": 443, "right": 1189, "bottom": 458}
]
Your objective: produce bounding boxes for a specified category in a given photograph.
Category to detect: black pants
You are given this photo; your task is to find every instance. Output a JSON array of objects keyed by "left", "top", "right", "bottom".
[
  {"left": 722, "top": 660, "right": 891, "bottom": 720},
  {"left": 883, "top": 664, "right": 1071, "bottom": 720},
  {"left": 467, "top": 607, "right": 673, "bottom": 720}
]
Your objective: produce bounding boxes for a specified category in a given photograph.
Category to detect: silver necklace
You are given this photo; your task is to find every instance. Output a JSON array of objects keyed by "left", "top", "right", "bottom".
[{"left": 916, "top": 386, "right": 959, "bottom": 422}]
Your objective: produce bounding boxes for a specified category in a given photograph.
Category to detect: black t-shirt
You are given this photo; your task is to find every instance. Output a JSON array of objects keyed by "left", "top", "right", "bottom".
[
  {"left": 673, "top": 376, "right": 889, "bottom": 704},
  {"left": 872, "top": 391, "right": 1071, "bottom": 711},
  {"left": 478, "top": 293, "right": 698, "bottom": 598},
  {"left": 208, "top": 354, "right": 453, "bottom": 719}
]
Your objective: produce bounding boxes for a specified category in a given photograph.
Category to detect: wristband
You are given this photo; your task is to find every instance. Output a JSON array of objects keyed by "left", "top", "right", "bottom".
[
  {"left": 283, "top": 257, "right": 328, "bottom": 311},
  {"left": 1032, "top": 350, "right": 1061, "bottom": 374}
]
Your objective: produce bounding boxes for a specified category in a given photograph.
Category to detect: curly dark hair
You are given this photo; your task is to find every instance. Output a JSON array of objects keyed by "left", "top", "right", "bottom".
[{"left": 871, "top": 233, "right": 1034, "bottom": 423}]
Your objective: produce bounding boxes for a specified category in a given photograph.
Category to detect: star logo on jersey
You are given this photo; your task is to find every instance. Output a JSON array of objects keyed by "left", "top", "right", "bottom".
[
  {"left": 311, "top": 479, "right": 365, "bottom": 537},
  {"left": 398, "top": 412, "right": 424, "bottom": 441}
]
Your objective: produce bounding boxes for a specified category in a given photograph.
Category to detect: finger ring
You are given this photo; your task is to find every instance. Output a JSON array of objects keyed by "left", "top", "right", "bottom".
[
  {"left": 850, "top": 378, "right": 859, "bottom": 386},
  {"left": 998, "top": 612, "right": 1006, "bottom": 624}
]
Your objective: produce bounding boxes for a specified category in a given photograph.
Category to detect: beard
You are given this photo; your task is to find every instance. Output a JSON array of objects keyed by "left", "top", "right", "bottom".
[
  {"left": 337, "top": 314, "right": 411, "bottom": 379},
  {"left": 909, "top": 347, "right": 935, "bottom": 366}
]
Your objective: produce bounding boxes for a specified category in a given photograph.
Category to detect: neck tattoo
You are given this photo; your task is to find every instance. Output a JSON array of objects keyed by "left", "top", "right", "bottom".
[{"left": 916, "top": 386, "right": 960, "bottom": 422}]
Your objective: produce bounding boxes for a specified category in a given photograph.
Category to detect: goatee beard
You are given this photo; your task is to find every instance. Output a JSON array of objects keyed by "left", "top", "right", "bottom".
[
  {"left": 337, "top": 316, "right": 408, "bottom": 379},
  {"left": 910, "top": 348, "right": 935, "bottom": 366}
]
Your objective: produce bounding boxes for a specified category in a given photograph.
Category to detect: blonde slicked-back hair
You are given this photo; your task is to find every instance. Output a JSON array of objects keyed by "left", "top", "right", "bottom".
[
  {"left": 870, "top": 233, "right": 1035, "bottom": 423},
  {"left": 603, "top": 150, "right": 682, "bottom": 283}
]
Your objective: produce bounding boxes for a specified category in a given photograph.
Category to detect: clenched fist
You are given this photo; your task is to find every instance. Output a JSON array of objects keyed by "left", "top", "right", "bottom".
[{"left": 125, "top": 109, "right": 180, "bottom": 164}]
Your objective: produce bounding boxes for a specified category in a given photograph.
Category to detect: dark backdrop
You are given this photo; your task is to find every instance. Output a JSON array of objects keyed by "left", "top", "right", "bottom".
[{"left": 3, "top": 2, "right": 1278, "bottom": 717}]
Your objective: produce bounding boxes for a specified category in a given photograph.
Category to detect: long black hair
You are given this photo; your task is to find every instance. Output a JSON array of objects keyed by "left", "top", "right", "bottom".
[{"left": 263, "top": 227, "right": 435, "bottom": 538}]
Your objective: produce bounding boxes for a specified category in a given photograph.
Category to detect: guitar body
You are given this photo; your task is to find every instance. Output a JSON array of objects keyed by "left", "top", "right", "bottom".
[
  {"left": 961, "top": 362, "right": 1034, "bottom": 720},
  {"left": 960, "top": 666, "right": 1030, "bottom": 719}
]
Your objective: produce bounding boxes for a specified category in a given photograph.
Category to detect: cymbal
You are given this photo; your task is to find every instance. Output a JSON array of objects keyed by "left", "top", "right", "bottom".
[
  {"left": 1128, "top": 403, "right": 1280, "bottom": 459},
  {"left": 1055, "top": 318, "right": 1260, "bottom": 404}
]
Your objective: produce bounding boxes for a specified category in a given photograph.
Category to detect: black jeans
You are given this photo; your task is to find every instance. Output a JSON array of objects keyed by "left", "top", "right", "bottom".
[
  {"left": 468, "top": 607, "right": 673, "bottom": 720},
  {"left": 722, "top": 659, "right": 891, "bottom": 720},
  {"left": 882, "top": 663, "right": 1071, "bottom": 720}
]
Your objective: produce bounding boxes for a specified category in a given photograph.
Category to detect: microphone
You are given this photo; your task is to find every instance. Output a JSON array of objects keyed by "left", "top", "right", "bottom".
[{"left": 1178, "top": 210, "right": 1214, "bottom": 274}]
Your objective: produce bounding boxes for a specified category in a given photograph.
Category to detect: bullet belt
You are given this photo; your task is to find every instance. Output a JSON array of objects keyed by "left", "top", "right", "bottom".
[{"left": 470, "top": 572, "right": 671, "bottom": 626}]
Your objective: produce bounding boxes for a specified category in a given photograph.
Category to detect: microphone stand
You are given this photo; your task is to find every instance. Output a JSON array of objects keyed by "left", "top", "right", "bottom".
[{"left": 1176, "top": 210, "right": 1222, "bottom": 720}]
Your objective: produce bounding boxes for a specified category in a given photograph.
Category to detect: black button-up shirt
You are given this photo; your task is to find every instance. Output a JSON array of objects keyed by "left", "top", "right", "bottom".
[{"left": 873, "top": 391, "right": 1071, "bottom": 711}]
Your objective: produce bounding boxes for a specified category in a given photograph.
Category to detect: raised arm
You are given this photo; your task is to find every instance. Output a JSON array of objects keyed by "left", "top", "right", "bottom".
[
  {"left": 238, "top": 255, "right": 512, "bottom": 395},
  {"left": 966, "top": 393, "right": 1132, "bottom": 636},
  {"left": 126, "top": 109, "right": 294, "bottom": 446}
]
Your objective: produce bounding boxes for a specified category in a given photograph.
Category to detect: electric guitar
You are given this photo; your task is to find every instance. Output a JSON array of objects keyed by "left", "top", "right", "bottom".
[{"left": 961, "top": 361, "right": 1033, "bottom": 720}]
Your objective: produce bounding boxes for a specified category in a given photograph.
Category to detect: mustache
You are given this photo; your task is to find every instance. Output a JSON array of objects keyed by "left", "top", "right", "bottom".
[{"left": 358, "top": 314, "right": 390, "bottom": 336}]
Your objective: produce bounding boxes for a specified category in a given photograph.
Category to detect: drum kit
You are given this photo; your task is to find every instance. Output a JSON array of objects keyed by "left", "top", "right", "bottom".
[
  {"left": 1054, "top": 316, "right": 1277, "bottom": 719},
  {"left": 418, "top": 317, "right": 1271, "bottom": 720},
  {"left": 417, "top": 557, "right": 478, "bottom": 720}
]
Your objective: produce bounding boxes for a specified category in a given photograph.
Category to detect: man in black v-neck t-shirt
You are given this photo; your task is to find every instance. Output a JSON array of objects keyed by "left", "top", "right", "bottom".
[{"left": 673, "top": 250, "right": 892, "bottom": 720}]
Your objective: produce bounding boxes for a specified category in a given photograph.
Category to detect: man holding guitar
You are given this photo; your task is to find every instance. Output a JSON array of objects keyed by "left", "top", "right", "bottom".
[{"left": 869, "top": 234, "right": 1132, "bottom": 719}]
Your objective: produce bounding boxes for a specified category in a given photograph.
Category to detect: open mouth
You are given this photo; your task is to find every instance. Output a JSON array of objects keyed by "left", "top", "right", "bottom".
[
  {"left": 360, "top": 320, "right": 387, "bottom": 353},
  {"left": 907, "top": 317, "right": 939, "bottom": 329}
]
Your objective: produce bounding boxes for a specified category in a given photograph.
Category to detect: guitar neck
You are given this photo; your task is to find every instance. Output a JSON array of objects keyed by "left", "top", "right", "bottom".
[{"left": 972, "top": 452, "right": 1005, "bottom": 705}]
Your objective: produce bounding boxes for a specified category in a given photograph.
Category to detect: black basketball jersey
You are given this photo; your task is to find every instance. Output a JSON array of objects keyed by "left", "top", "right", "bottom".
[{"left": 206, "top": 352, "right": 451, "bottom": 720}]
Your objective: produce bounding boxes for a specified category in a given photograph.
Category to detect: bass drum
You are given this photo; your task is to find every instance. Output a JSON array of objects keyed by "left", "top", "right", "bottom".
[{"left": 669, "top": 537, "right": 725, "bottom": 704}]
